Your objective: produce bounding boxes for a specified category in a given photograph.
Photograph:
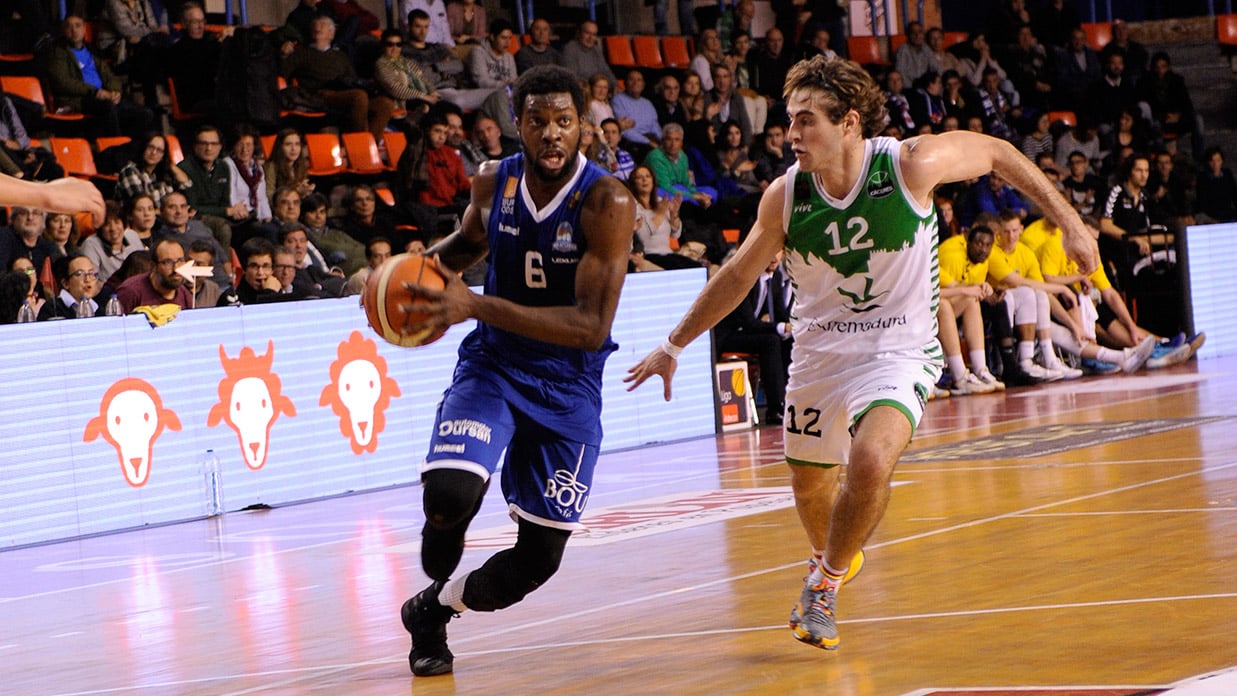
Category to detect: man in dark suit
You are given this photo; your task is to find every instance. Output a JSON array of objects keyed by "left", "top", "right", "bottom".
[{"left": 714, "top": 250, "right": 792, "bottom": 425}]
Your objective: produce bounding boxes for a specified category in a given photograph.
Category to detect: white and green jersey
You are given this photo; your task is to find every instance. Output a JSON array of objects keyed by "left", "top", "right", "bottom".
[{"left": 781, "top": 137, "right": 941, "bottom": 359}]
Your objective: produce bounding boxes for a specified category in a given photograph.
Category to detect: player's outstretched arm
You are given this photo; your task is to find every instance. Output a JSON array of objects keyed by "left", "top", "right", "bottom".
[
  {"left": 624, "top": 176, "right": 789, "bottom": 400},
  {"left": 899, "top": 131, "right": 1099, "bottom": 273},
  {"left": 0, "top": 174, "right": 106, "bottom": 225}
]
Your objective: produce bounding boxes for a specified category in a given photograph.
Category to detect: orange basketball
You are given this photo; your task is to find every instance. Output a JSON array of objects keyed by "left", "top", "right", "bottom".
[{"left": 362, "top": 253, "right": 448, "bottom": 347}]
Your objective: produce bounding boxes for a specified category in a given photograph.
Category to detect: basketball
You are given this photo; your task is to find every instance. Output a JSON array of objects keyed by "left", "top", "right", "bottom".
[{"left": 362, "top": 253, "right": 448, "bottom": 347}]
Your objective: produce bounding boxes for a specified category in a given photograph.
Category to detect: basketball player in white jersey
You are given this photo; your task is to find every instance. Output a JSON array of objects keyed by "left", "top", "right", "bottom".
[{"left": 625, "top": 55, "right": 1098, "bottom": 651}]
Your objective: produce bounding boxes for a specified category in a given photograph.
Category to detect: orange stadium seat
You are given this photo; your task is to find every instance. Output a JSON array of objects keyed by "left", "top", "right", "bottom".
[
  {"left": 260, "top": 134, "right": 275, "bottom": 160},
  {"left": 94, "top": 136, "right": 131, "bottom": 152},
  {"left": 1218, "top": 14, "right": 1237, "bottom": 46},
  {"left": 48, "top": 138, "right": 99, "bottom": 179},
  {"left": 632, "top": 35, "right": 664, "bottom": 69},
  {"left": 305, "top": 132, "right": 345, "bottom": 177},
  {"left": 164, "top": 134, "right": 186, "bottom": 164},
  {"left": 74, "top": 210, "right": 96, "bottom": 240},
  {"left": 942, "top": 31, "right": 968, "bottom": 49},
  {"left": 605, "top": 35, "right": 636, "bottom": 68},
  {"left": 0, "top": 75, "right": 89, "bottom": 130},
  {"left": 1047, "top": 110, "right": 1077, "bottom": 127},
  {"left": 341, "top": 132, "right": 389, "bottom": 175},
  {"left": 1081, "top": 21, "right": 1112, "bottom": 51},
  {"left": 92, "top": 136, "right": 130, "bottom": 182},
  {"left": 383, "top": 130, "right": 407, "bottom": 167},
  {"left": 661, "top": 35, "right": 692, "bottom": 69},
  {"left": 0, "top": 52, "right": 34, "bottom": 65},
  {"left": 846, "top": 36, "right": 887, "bottom": 66}
]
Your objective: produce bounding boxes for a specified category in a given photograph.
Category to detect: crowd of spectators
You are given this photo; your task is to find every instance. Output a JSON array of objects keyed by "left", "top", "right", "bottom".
[{"left": 0, "top": 1, "right": 1219, "bottom": 398}]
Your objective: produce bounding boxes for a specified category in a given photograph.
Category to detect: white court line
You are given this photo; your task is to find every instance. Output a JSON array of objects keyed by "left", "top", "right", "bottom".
[
  {"left": 1019, "top": 508, "right": 1237, "bottom": 516},
  {"left": 45, "top": 592, "right": 1237, "bottom": 696},
  {"left": 20, "top": 428, "right": 1237, "bottom": 694},
  {"left": 35, "top": 460, "right": 1237, "bottom": 695}
]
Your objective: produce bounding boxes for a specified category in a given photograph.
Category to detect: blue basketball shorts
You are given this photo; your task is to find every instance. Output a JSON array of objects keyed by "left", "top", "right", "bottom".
[{"left": 421, "top": 360, "right": 601, "bottom": 530}]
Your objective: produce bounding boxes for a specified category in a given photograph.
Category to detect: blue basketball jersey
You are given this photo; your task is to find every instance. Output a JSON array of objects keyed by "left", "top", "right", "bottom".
[{"left": 459, "top": 153, "right": 618, "bottom": 383}]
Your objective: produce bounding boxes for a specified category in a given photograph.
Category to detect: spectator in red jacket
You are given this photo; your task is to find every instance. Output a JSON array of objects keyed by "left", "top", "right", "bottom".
[{"left": 417, "top": 111, "right": 471, "bottom": 214}]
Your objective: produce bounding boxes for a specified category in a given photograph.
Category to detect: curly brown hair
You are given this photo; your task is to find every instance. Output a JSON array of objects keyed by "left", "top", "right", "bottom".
[{"left": 783, "top": 55, "right": 888, "bottom": 139}]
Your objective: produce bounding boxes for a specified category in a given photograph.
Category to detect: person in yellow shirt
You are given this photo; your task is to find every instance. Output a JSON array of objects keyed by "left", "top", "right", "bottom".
[
  {"left": 988, "top": 209, "right": 1083, "bottom": 379},
  {"left": 1028, "top": 214, "right": 1184, "bottom": 370},
  {"left": 938, "top": 225, "right": 1004, "bottom": 393}
]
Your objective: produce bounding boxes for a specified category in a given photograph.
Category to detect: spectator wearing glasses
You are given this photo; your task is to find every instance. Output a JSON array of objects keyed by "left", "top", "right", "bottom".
[
  {"left": 152, "top": 190, "right": 233, "bottom": 291},
  {"left": 177, "top": 124, "right": 239, "bottom": 250},
  {"left": 374, "top": 30, "right": 439, "bottom": 123},
  {"left": 115, "top": 133, "right": 190, "bottom": 209},
  {"left": 38, "top": 253, "right": 102, "bottom": 320},
  {"left": 272, "top": 243, "right": 316, "bottom": 299},
  {"left": 231, "top": 237, "right": 287, "bottom": 304},
  {"left": 114, "top": 237, "right": 192, "bottom": 313}
]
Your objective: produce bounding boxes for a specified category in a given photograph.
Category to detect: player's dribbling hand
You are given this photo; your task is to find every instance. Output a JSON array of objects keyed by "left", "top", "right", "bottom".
[
  {"left": 398, "top": 254, "right": 474, "bottom": 337},
  {"left": 623, "top": 347, "right": 677, "bottom": 401}
]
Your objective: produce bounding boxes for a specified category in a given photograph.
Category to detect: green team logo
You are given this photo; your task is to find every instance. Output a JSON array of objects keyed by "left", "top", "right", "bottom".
[{"left": 867, "top": 170, "right": 894, "bottom": 198}]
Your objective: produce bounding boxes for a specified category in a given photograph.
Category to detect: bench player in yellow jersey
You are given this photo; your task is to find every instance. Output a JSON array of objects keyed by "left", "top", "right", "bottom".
[{"left": 625, "top": 55, "right": 1098, "bottom": 651}]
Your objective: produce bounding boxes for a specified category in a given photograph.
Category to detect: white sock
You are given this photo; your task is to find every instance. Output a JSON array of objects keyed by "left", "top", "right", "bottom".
[
  {"left": 1039, "top": 339, "right": 1061, "bottom": 367},
  {"left": 1018, "top": 340, "right": 1035, "bottom": 363},
  {"left": 969, "top": 349, "right": 988, "bottom": 374},
  {"left": 947, "top": 355, "right": 967, "bottom": 383},
  {"left": 804, "top": 555, "right": 824, "bottom": 587},
  {"left": 439, "top": 572, "right": 470, "bottom": 612},
  {"left": 821, "top": 559, "right": 847, "bottom": 588},
  {"left": 1096, "top": 346, "right": 1125, "bottom": 364},
  {"left": 1049, "top": 323, "right": 1082, "bottom": 356}
]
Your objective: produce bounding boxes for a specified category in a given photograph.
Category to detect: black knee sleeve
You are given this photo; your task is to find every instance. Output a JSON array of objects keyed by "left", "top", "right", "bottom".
[
  {"left": 462, "top": 519, "right": 571, "bottom": 612},
  {"left": 421, "top": 468, "right": 487, "bottom": 530},
  {"left": 420, "top": 469, "right": 488, "bottom": 581}
]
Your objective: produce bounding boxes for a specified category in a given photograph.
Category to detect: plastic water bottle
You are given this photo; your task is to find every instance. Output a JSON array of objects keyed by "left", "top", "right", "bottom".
[
  {"left": 104, "top": 295, "right": 122, "bottom": 317},
  {"left": 75, "top": 297, "right": 94, "bottom": 318},
  {"left": 202, "top": 449, "right": 224, "bottom": 517},
  {"left": 17, "top": 302, "right": 36, "bottom": 323}
]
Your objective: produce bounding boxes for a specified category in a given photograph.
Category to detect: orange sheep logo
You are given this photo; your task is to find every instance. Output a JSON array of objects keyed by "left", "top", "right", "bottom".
[
  {"left": 83, "top": 378, "right": 182, "bottom": 487},
  {"left": 207, "top": 341, "right": 296, "bottom": 470},
  {"left": 319, "top": 331, "right": 401, "bottom": 454}
]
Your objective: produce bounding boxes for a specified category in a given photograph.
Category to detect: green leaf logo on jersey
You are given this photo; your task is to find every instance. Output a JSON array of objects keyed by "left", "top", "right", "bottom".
[{"left": 836, "top": 275, "right": 888, "bottom": 312}]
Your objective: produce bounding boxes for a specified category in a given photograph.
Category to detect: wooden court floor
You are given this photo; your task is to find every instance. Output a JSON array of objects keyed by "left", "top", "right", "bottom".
[{"left": 2, "top": 356, "right": 1236, "bottom": 696}]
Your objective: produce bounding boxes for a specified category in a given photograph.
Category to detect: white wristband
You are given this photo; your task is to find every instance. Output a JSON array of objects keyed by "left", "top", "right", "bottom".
[{"left": 660, "top": 339, "right": 684, "bottom": 359}]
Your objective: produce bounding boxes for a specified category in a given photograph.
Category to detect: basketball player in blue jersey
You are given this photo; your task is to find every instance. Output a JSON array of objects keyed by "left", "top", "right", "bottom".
[
  {"left": 394, "top": 65, "right": 636, "bottom": 677},
  {"left": 626, "top": 55, "right": 1099, "bottom": 651}
]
